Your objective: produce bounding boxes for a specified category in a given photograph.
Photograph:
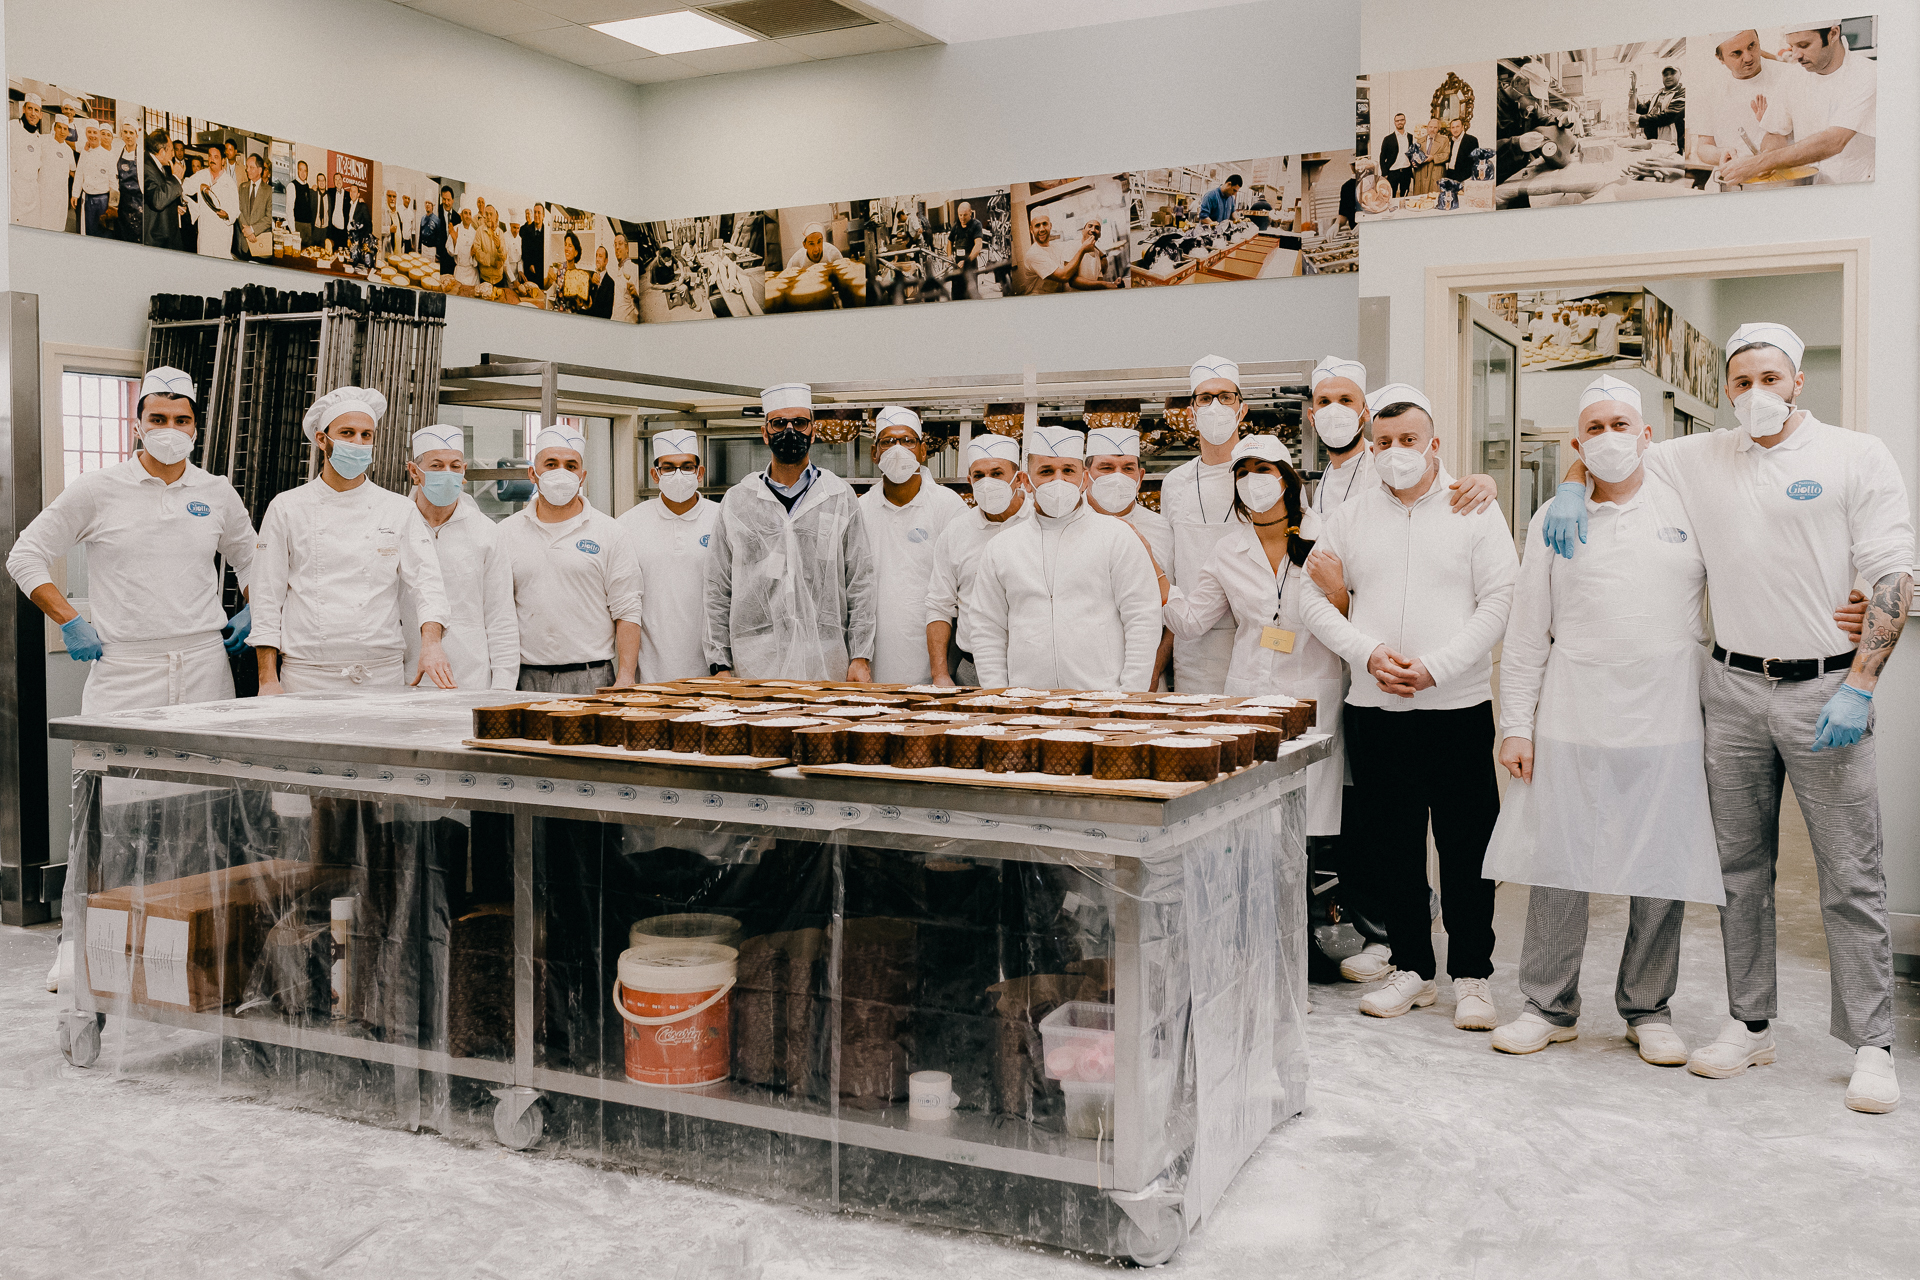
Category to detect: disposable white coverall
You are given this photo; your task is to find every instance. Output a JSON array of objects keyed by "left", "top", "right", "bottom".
[
  {"left": 402, "top": 495, "right": 519, "bottom": 690},
  {"left": 1158, "top": 455, "right": 1238, "bottom": 691}
]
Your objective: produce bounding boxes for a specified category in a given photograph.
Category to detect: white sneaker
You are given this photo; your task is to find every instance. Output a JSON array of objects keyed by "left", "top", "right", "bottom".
[
  {"left": 1339, "top": 942, "right": 1394, "bottom": 983},
  {"left": 1626, "top": 1021, "right": 1689, "bottom": 1066},
  {"left": 1491, "top": 1010, "right": 1576, "bottom": 1054},
  {"left": 1845, "top": 1046, "right": 1900, "bottom": 1114},
  {"left": 1452, "top": 977, "right": 1498, "bottom": 1031},
  {"left": 1686, "top": 1019, "right": 1776, "bottom": 1079},
  {"left": 45, "top": 937, "right": 73, "bottom": 994},
  {"left": 1358, "top": 969, "right": 1435, "bottom": 1018}
]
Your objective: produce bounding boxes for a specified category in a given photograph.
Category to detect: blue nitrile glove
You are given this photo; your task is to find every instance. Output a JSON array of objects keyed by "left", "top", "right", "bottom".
[
  {"left": 223, "top": 604, "right": 253, "bottom": 654},
  {"left": 1811, "top": 682, "right": 1872, "bottom": 752},
  {"left": 60, "top": 616, "right": 103, "bottom": 662},
  {"left": 1541, "top": 481, "right": 1588, "bottom": 559}
]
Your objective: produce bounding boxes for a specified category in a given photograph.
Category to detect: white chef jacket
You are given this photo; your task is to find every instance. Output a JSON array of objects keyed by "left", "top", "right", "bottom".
[
  {"left": 1697, "top": 57, "right": 1795, "bottom": 160},
  {"left": 1311, "top": 447, "right": 1376, "bottom": 517},
  {"left": 1299, "top": 465, "right": 1517, "bottom": 712},
  {"left": 501, "top": 500, "right": 643, "bottom": 667},
  {"left": 1121, "top": 503, "right": 1173, "bottom": 575},
  {"left": 1484, "top": 476, "right": 1723, "bottom": 904},
  {"left": 611, "top": 259, "right": 641, "bottom": 323},
  {"left": 250, "top": 477, "right": 450, "bottom": 665},
  {"left": 7, "top": 458, "right": 255, "bottom": 644},
  {"left": 401, "top": 202, "right": 418, "bottom": 245},
  {"left": 451, "top": 223, "right": 480, "bottom": 286},
  {"left": 923, "top": 500, "right": 1034, "bottom": 656},
  {"left": 77, "top": 145, "right": 111, "bottom": 197},
  {"left": 1163, "top": 526, "right": 1347, "bottom": 833},
  {"left": 39, "top": 135, "right": 72, "bottom": 232},
  {"left": 10, "top": 118, "right": 41, "bottom": 226},
  {"left": 783, "top": 241, "right": 843, "bottom": 271},
  {"left": 185, "top": 167, "right": 239, "bottom": 258},
  {"left": 1158, "top": 455, "right": 1239, "bottom": 691},
  {"left": 402, "top": 495, "right": 519, "bottom": 690},
  {"left": 859, "top": 472, "right": 968, "bottom": 684},
  {"left": 617, "top": 494, "right": 721, "bottom": 682},
  {"left": 1761, "top": 43, "right": 1875, "bottom": 184},
  {"left": 967, "top": 502, "right": 1161, "bottom": 691},
  {"left": 1642, "top": 416, "right": 1913, "bottom": 658}
]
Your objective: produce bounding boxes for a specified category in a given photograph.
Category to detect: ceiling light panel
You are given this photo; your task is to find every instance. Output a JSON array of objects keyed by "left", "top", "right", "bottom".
[{"left": 592, "top": 10, "right": 758, "bottom": 53}]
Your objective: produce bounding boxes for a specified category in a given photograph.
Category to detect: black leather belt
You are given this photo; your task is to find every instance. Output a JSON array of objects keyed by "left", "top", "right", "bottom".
[
  {"left": 1711, "top": 645, "right": 1855, "bottom": 682},
  {"left": 522, "top": 660, "right": 609, "bottom": 675}
]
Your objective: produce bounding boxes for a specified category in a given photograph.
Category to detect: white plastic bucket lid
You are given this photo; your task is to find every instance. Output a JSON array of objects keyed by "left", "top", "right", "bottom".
[
  {"left": 630, "top": 912, "right": 742, "bottom": 950},
  {"left": 617, "top": 942, "right": 737, "bottom": 994}
]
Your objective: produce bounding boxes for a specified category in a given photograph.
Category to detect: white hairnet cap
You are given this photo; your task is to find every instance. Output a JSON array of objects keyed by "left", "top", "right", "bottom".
[
  {"left": 1311, "top": 355, "right": 1366, "bottom": 391},
  {"left": 761, "top": 382, "right": 812, "bottom": 414},
  {"left": 140, "top": 366, "right": 196, "bottom": 403},
  {"left": 1578, "top": 374, "right": 1643, "bottom": 415},
  {"left": 966, "top": 433, "right": 1022, "bottom": 465},
  {"left": 532, "top": 424, "right": 586, "bottom": 458},
  {"left": 412, "top": 423, "right": 465, "bottom": 457},
  {"left": 1086, "top": 425, "right": 1140, "bottom": 457},
  {"left": 1230, "top": 434, "right": 1292, "bottom": 467},
  {"left": 652, "top": 429, "right": 699, "bottom": 462},
  {"left": 1024, "top": 426, "right": 1085, "bottom": 460},
  {"left": 875, "top": 406, "right": 922, "bottom": 438},
  {"left": 302, "top": 386, "right": 388, "bottom": 441},
  {"left": 1189, "top": 354, "right": 1240, "bottom": 392},
  {"left": 1366, "top": 383, "right": 1433, "bottom": 417},
  {"left": 1727, "top": 321, "right": 1805, "bottom": 370}
]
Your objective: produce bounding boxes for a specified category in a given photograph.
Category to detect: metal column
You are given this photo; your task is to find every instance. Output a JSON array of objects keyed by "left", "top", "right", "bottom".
[{"left": 0, "top": 292, "right": 49, "bottom": 926}]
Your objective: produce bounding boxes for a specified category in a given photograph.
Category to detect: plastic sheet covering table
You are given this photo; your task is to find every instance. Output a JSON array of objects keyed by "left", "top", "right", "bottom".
[{"left": 50, "top": 690, "right": 1324, "bottom": 1265}]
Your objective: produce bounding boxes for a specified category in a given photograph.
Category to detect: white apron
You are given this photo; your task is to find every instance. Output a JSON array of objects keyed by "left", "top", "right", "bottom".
[
  {"left": 278, "top": 656, "right": 407, "bottom": 694},
  {"left": 82, "top": 632, "right": 234, "bottom": 715},
  {"left": 1170, "top": 517, "right": 1236, "bottom": 693}
]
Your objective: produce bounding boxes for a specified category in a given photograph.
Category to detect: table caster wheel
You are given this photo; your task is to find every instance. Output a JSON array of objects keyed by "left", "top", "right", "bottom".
[
  {"left": 1120, "top": 1204, "right": 1187, "bottom": 1267},
  {"left": 56, "top": 1011, "right": 104, "bottom": 1068},
  {"left": 491, "top": 1087, "right": 545, "bottom": 1150}
]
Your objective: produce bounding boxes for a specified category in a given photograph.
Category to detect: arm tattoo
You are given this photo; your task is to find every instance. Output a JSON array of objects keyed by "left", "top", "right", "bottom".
[{"left": 1856, "top": 570, "right": 1912, "bottom": 680}]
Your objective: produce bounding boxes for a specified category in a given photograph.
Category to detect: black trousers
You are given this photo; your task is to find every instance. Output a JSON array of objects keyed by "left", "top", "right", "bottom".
[
  {"left": 1342, "top": 702, "right": 1500, "bottom": 980},
  {"left": 1386, "top": 167, "right": 1414, "bottom": 197}
]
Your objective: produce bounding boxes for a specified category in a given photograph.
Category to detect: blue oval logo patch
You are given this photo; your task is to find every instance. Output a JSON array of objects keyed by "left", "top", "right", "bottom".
[
  {"left": 186, "top": 501, "right": 211, "bottom": 517},
  {"left": 1656, "top": 527, "right": 1689, "bottom": 543},
  {"left": 576, "top": 539, "right": 601, "bottom": 554},
  {"left": 699, "top": 533, "right": 711, "bottom": 548},
  {"left": 908, "top": 528, "right": 928, "bottom": 543},
  {"left": 1787, "top": 480, "right": 1823, "bottom": 501}
]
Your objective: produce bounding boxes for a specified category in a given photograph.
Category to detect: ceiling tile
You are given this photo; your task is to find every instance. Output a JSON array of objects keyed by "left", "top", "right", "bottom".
[
  {"left": 506, "top": 23, "right": 661, "bottom": 62},
  {"left": 776, "top": 22, "right": 927, "bottom": 58},
  {"left": 404, "top": 0, "right": 569, "bottom": 37},
  {"left": 526, "top": 0, "right": 688, "bottom": 22},
  {"left": 668, "top": 40, "right": 811, "bottom": 72},
  {"left": 600, "top": 56, "right": 711, "bottom": 82}
]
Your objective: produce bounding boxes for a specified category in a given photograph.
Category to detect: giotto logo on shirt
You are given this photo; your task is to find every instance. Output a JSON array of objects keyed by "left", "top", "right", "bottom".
[
  {"left": 1787, "top": 480, "right": 1823, "bottom": 501},
  {"left": 699, "top": 534, "right": 711, "bottom": 548},
  {"left": 576, "top": 539, "right": 601, "bottom": 554},
  {"left": 186, "top": 501, "right": 211, "bottom": 517}
]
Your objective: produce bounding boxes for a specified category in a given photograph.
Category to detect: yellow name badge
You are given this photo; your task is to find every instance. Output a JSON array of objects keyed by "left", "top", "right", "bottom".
[{"left": 1260, "top": 626, "right": 1295, "bottom": 653}]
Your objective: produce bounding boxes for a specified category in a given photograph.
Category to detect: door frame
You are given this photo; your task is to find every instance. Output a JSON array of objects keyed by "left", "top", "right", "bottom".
[{"left": 1423, "top": 238, "right": 1869, "bottom": 476}]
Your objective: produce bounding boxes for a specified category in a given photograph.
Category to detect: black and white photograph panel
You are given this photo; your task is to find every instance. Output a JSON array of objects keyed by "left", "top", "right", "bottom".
[
  {"left": 811, "top": 186, "right": 1010, "bottom": 308},
  {"left": 1683, "top": 18, "right": 1876, "bottom": 189},
  {"left": 1006, "top": 176, "right": 1128, "bottom": 296},
  {"left": 1126, "top": 157, "right": 1300, "bottom": 285},
  {"left": 1494, "top": 40, "right": 1690, "bottom": 209},
  {"left": 9, "top": 79, "right": 149, "bottom": 246},
  {"left": 633, "top": 211, "right": 773, "bottom": 322}
]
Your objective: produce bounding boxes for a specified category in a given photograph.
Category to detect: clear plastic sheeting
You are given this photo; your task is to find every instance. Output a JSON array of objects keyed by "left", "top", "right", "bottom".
[{"left": 53, "top": 693, "right": 1313, "bottom": 1265}]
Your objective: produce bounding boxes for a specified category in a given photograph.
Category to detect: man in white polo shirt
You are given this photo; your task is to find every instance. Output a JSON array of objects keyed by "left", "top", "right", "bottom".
[
  {"left": 1542, "top": 321, "right": 1912, "bottom": 1114},
  {"left": 1692, "top": 30, "right": 1800, "bottom": 170},
  {"left": 925, "top": 432, "right": 1032, "bottom": 687},
  {"left": 860, "top": 405, "right": 968, "bottom": 685},
  {"left": 1299, "top": 383, "right": 1518, "bottom": 1030},
  {"left": 1085, "top": 419, "right": 1173, "bottom": 690},
  {"left": 400, "top": 423, "right": 520, "bottom": 691},
  {"left": 1719, "top": 22, "right": 1874, "bottom": 186},
  {"left": 502, "top": 423, "right": 643, "bottom": 694},
  {"left": 617, "top": 428, "right": 720, "bottom": 682}
]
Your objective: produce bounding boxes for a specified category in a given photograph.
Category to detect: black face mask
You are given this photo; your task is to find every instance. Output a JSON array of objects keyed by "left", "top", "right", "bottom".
[{"left": 767, "top": 424, "right": 814, "bottom": 465}]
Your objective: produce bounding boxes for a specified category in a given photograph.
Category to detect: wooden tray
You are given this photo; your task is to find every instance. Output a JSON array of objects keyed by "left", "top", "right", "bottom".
[
  {"left": 462, "top": 738, "right": 788, "bottom": 770},
  {"left": 794, "top": 761, "right": 1249, "bottom": 799}
]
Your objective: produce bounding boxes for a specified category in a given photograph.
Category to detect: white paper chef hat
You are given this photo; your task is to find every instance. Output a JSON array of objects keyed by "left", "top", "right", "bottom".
[
  {"left": 52, "top": 114, "right": 69, "bottom": 130},
  {"left": 1726, "top": 321, "right": 1805, "bottom": 370},
  {"left": 875, "top": 406, "right": 922, "bottom": 438},
  {"left": 532, "top": 423, "right": 587, "bottom": 459},
  {"left": 1024, "top": 425, "right": 1085, "bottom": 461},
  {"left": 23, "top": 92, "right": 40, "bottom": 108},
  {"left": 302, "top": 386, "right": 388, "bottom": 441},
  {"left": 1578, "top": 374, "right": 1643, "bottom": 415},
  {"left": 965, "top": 433, "right": 1022, "bottom": 465},
  {"left": 140, "top": 366, "right": 196, "bottom": 404},
  {"left": 1707, "top": 29, "right": 1757, "bottom": 53},
  {"left": 1085, "top": 425, "right": 1140, "bottom": 457},
  {"left": 803, "top": 222, "right": 825, "bottom": 239},
  {"left": 1230, "top": 434, "right": 1293, "bottom": 467},
  {"left": 652, "top": 428, "right": 699, "bottom": 462},
  {"left": 1365, "top": 383, "right": 1433, "bottom": 417},
  {"left": 1189, "top": 354, "right": 1240, "bottom": 392},
  {"left": 1311, "top": 355, "right": 1366, "bottom": 391},
  {"left": 761, "top": 382, "right": 812, "bottom": 414},
  {"left": 411, "top": 423, "right": 465, "bottom": 457}
]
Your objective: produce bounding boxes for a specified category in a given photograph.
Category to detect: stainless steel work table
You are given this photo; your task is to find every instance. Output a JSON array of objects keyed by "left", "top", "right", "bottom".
[{"left": 50, "top": 689, "right": 1325, "bottom": 1266}]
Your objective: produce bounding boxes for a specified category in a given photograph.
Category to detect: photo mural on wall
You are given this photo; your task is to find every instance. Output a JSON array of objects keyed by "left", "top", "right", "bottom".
[{"left": 1353, "top": 17, "right": 1875, "bottom": 220}]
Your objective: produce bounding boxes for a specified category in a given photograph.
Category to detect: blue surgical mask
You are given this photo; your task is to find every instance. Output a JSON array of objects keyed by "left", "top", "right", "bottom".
[
  {"left": 420, "top": 470, "right": 464, "bottom": 507},
  {"left": 328, "top": 439, "right": 374, "bottom": 480}
]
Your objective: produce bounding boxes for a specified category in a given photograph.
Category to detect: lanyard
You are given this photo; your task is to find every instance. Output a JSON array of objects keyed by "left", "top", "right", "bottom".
[
  {"left": 1194, "top": 464, "right": 1232, "bottom": 524},
  {"left": 1272, "top": 559, "right": 1289, "bottom": 624},
  {"left": 1317, "top": 454, "right": 1362, "bottom": 513}
]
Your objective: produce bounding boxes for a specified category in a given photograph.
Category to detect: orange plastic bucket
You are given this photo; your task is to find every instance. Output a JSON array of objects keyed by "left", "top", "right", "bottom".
[{"left": 614, "top": 942, "right": 736, "bottom": 1088}]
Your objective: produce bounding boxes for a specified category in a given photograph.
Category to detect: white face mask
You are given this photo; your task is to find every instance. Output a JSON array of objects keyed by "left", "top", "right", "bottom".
[
  {"left": 537, "top": 469, "right": 582, "bottom": 505},
  {"left": 139, "top": 426, "right": 194, "bottom": 465},
  {"left": 972, "top": 477, "right": 1014, "bottom": 516},
  {"left": 1193, "top": 401, "right": 1240, "bottom": 445},
  {"left": 1376, "top": 444, "right": 1431, "bottom": 490},
  {"left": 1579, "top": 430, "right": 1643, "bottom": 484},
  {"left": 876, "top": 444, "right": 921, "bottom": 485},
  {"left": 657, "top": 471, "right": 699, "bottom": 503},
  {"left": 1088, "top": 473, "right": 1139, "bottom": 513},
  {"left": 1312, "top": 403, "right": 1362, "bottom": 450},
  {"left": 1734, "top": 387, "right": 1792, "bottom": 439},
  {"left": 1236, "top": 473, "right": 1284, "bottom": 514},
  {"left": 1035, "top": 478, "right": 1083, "bottom": 518}
]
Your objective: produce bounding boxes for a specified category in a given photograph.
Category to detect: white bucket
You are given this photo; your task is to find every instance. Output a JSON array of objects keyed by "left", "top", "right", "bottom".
[{"left": 630, "top": 912, "right": 743, "bottom": 951}]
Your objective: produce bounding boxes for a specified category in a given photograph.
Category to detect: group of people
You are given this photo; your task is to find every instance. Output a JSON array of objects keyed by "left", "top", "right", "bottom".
[
  {"left": 7, "top": 323, "right": 1907, "bottom": 1117},
  {"left": 8, "top": 94, "right": 143, "bottom": 240},
  {"left": 1698, "top": 24, "right": 1874, "bottom": 187}
]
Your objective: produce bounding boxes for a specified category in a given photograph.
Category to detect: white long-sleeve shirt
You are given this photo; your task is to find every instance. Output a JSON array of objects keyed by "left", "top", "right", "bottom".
[
  {"left": 185, "top": 166, "right": 238, "bottom": 258},
  {"left": 617, "top": 495, "right": 721, "bottom": 682},
  {"left": 402, "top": 495, "right": 519, "bottom": 690},
  {"left": 1311, "top": 447, "right": 1376, "bottom": 517},
  {"left": 859, "top": 473, "right": 969, "bottom": 684},
  {"left": 250, "top": 477, "right": 449, "bottom": 664},
  {"left": 967, "top": 502, "right": 1161, "bottom": 691},
  {"left": 1163, "top": 527, "right": 1345, "bottom": 697},
  {"left": 923, "top": 500, "right": 1034, "bottom": 656},
  {"left": 1122, "top": 502, "right": 1173, "bottom": 575},
  {"left": 500, "top": 501, "right": 644, "bottom": 667},
  {"left": 1299, "top": 465, "right": 1517, "bottom": 711},
  {"left": 6, "top": 458, "right": 255, "bottom": 644}
]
